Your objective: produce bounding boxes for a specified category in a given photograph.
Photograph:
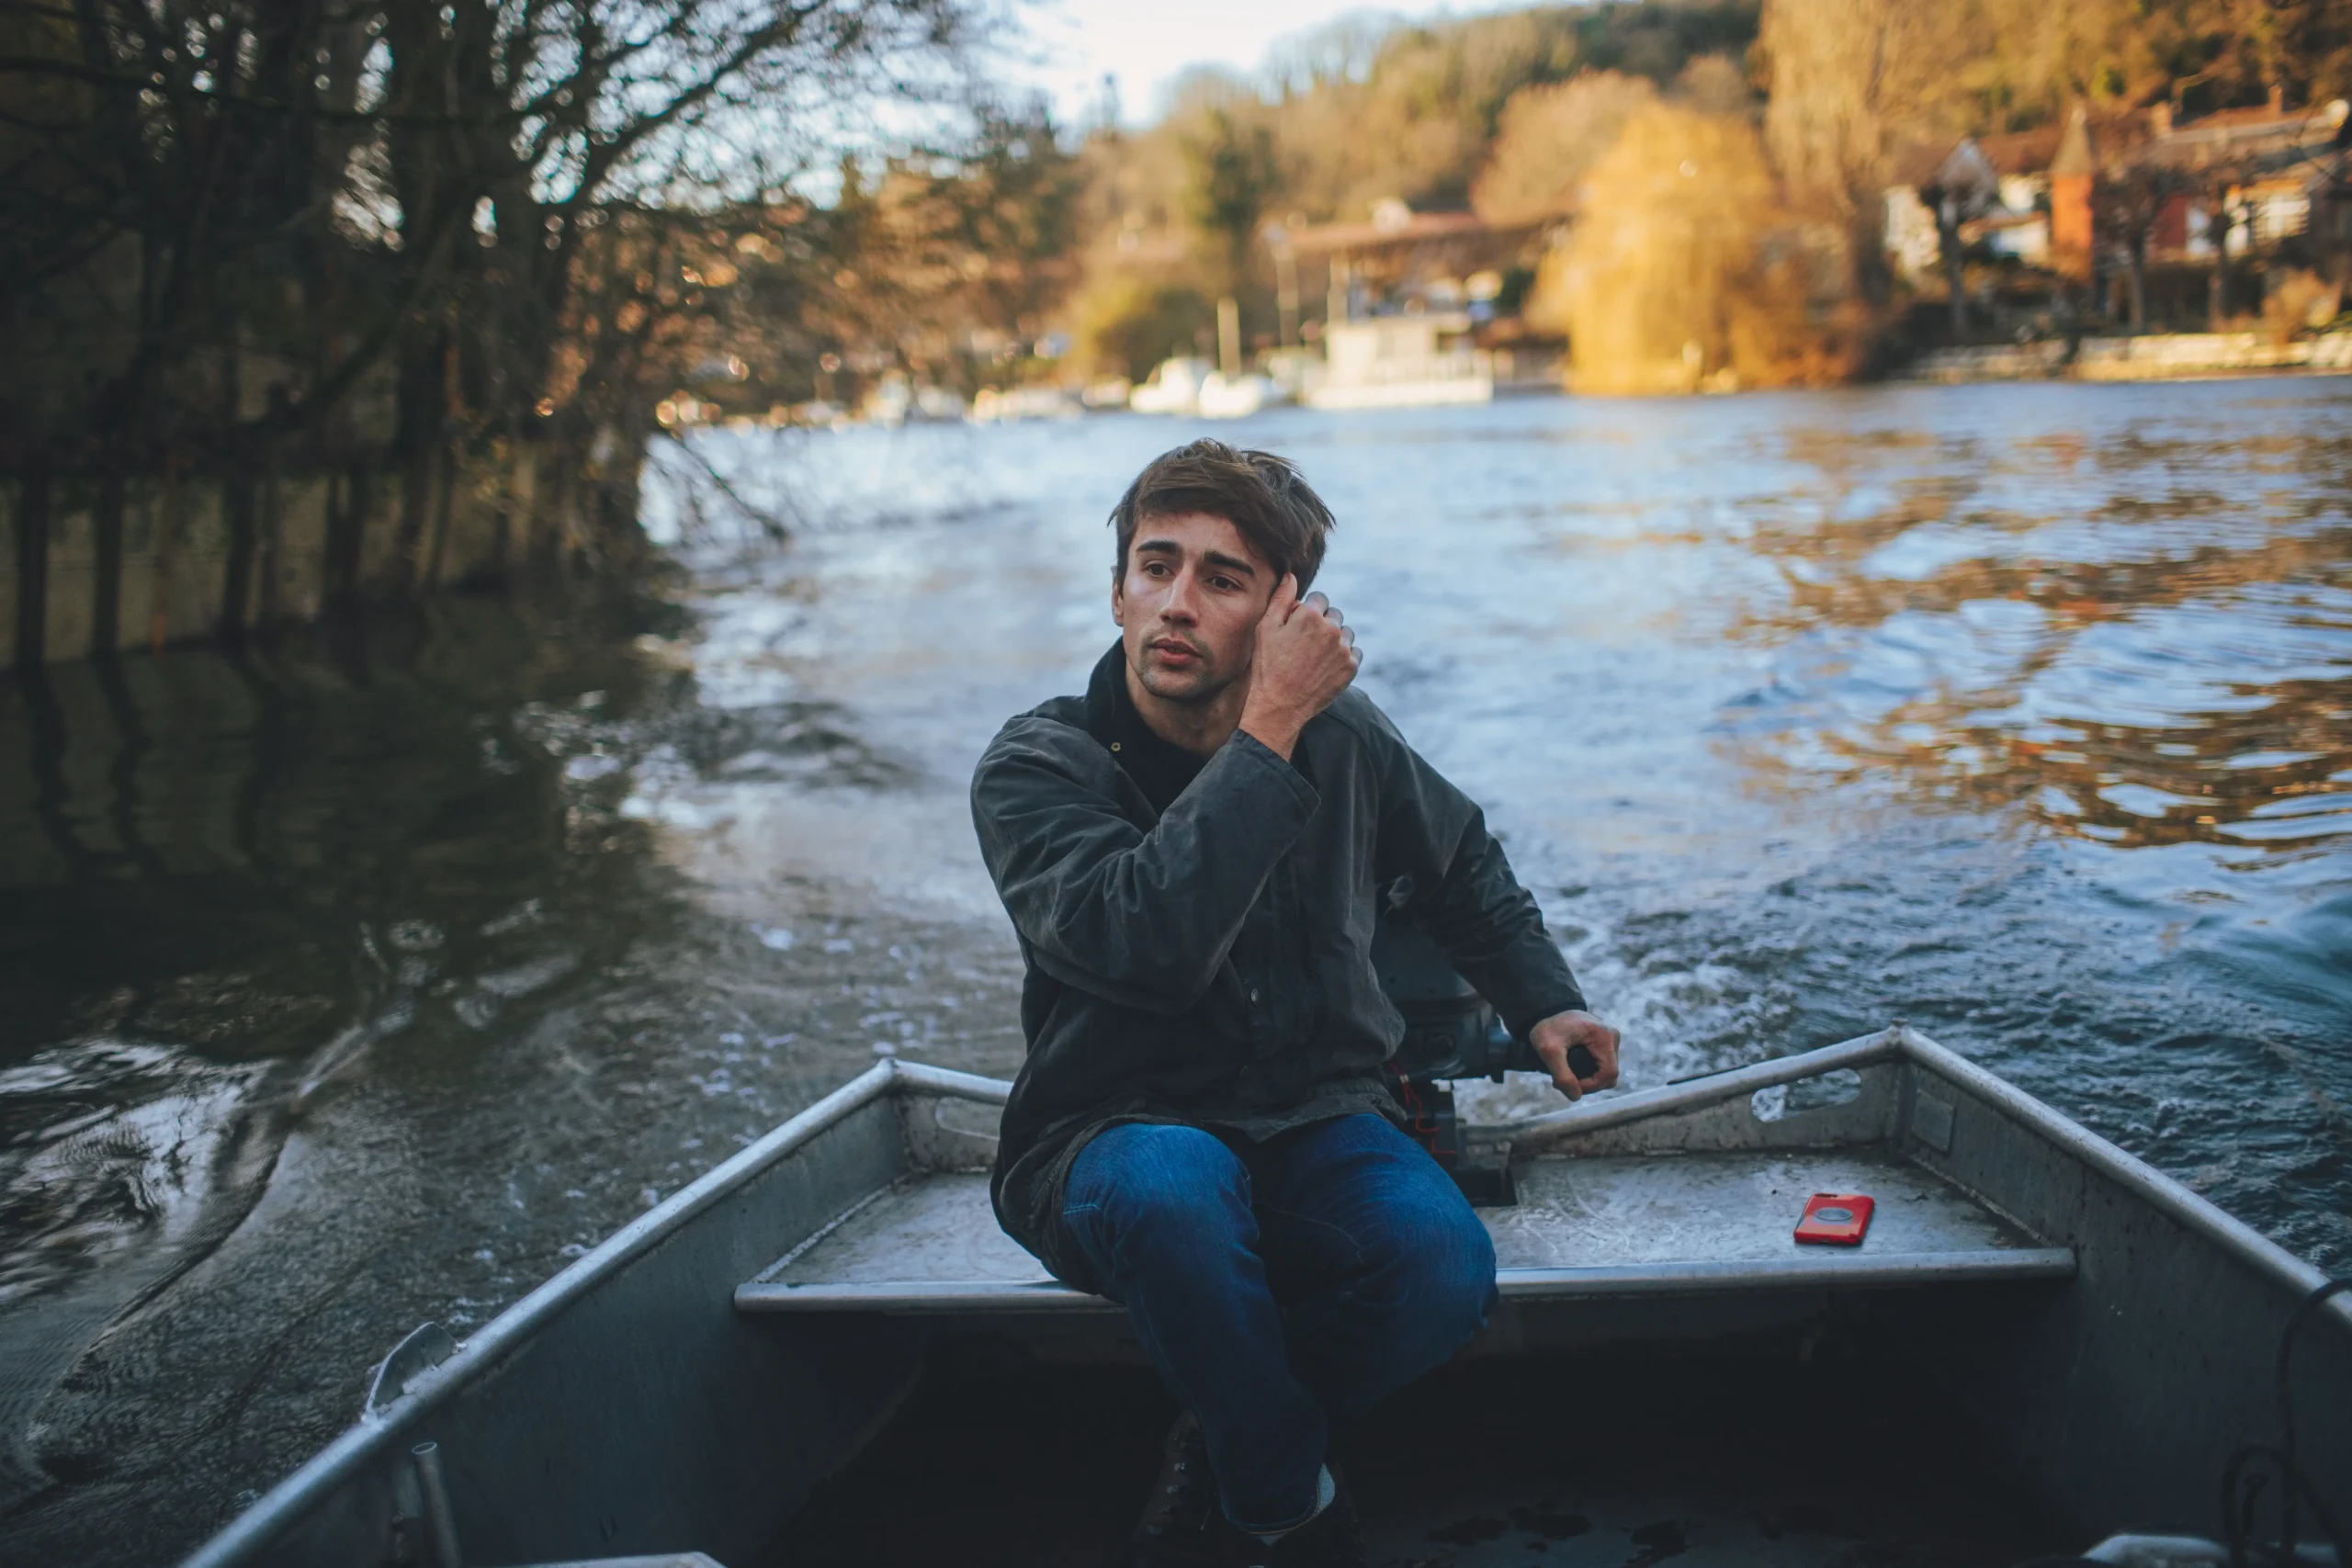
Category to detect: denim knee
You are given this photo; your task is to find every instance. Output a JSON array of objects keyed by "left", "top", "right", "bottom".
[
  {"left": 1063, "top": 1122, "right": 1253, "bottom": 1280},
  {"left": 1440, "top": 1207, "right": 1500, "bottom": 1329},
  {"left": 1355, "top": 1187, "right": 1498, "bottom": 1340}
]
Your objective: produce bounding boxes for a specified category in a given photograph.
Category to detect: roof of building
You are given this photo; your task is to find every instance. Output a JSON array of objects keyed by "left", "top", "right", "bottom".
[
  {"left": 2052, "top": 107, "right": 2098, "bottom": 178},
  {"left": 1888, "top": 97, "right": 2346, "bottom": 197},
  {"left": 1978, "top": 124, "right": 2068, "bottom": 176},
  {"left": 1273, "top": 209, "right": 1492, "bottom": 256},
  {"left": 1888, "top": 110, "right": 2146, "bottom": 192},
  {"left": 2136, "top": 100, "right": 2346, "bottom": 171},
  {"left": 2187, "top": 100, "right": 2307, "bottom": 131}
]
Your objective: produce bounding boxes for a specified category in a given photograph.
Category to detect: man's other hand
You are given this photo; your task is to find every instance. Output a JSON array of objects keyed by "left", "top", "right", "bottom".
[
  {"left": 1238, "top": 574, "right": 1361, "bottom": 760},
  {"left": 1530, "top": 1010, "right": 1621, "bottom": 1101}
]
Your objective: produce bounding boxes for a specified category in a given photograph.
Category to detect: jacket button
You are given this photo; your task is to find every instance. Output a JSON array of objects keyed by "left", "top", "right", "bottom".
[{"left": 1249, "top": 988, "right": 1261, "bottom": 1004}]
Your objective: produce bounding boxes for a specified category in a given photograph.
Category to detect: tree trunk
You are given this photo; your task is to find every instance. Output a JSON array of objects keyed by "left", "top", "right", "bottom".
[
  {"left": 91, "top": 457, "right": 125, "bottom": 658},
  {"left": 2128, "top": 239, "right": 2148, "bottom": 331},
  {"left": 2208, "top": 209, "right": 2233, "bottom": 323},
  {"left": 219, "top": 448, "right": 259, "bottom": 642},
  {"left": 1942, "top": 205, "right": 1967, "bottom": 337},
  {"left": 255, "top": 437, "right": 282, "bottom": 625},
  {"left": 150, "top": 459, "right": 182, "bottom": 652},
  {"left": 15, "top": 457, "right": 51, "bottom": 670}
]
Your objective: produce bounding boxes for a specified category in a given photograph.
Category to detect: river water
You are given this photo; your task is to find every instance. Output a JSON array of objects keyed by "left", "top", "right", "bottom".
[{"left": 3, "top": 381, "right": 2348, "bottom": 1564}]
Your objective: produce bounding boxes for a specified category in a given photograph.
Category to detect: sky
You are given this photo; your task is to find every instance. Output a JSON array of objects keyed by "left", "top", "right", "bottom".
[{"left": 1017, "top": 0, "right": 1529, "bottom": 126}]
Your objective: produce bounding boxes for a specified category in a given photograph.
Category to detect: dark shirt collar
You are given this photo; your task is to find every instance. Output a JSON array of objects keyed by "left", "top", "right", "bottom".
[{"left": 1084, "top": 640, "right": 1208, "bottom": 817}]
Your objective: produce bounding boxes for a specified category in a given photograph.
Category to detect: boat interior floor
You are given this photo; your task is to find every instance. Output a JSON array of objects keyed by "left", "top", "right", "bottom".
[{"left": 761, "top": 1346, "right": 2071, "bottom": 1568}]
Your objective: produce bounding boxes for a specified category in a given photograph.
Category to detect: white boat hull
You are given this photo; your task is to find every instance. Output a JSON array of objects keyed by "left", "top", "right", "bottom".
[{"left": 1304, "top": 376, "right": 1494, "bottom": 410}]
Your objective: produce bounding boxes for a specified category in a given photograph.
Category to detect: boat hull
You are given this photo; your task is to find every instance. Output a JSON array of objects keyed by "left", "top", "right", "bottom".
[
  {"left": 179, "top": 1033, "right": 2351, "bottom": 1567},
  {"left": 1303, "top": 376, "right": 1493, "bottom": 410}
]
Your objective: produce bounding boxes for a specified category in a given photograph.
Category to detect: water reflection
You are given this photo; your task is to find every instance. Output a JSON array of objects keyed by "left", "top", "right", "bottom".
[
  {"left": 0, "top": 599, "right": 1027, "bottom": 1562},
  {"left": 0, "top": 1039, "right": 280, "bottom": 1310},
  {"left": 1724, "top": 413, "right": 2352, "bottom": 852}
]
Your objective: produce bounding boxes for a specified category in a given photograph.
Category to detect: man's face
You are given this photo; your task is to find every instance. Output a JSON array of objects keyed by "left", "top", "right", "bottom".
[{"left": 1112, "top": 512, "right": 1276, "bottom": 705}]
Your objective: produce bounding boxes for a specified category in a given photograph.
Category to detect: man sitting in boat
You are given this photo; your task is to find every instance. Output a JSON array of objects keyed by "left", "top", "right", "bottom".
[{"left": 970, "top": 438, "right": 1620, "bottom": 1567}]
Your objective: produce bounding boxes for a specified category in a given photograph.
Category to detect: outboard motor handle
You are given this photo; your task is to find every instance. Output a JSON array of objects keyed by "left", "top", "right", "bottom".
[
  {"left": 1373, "top": 909, "right": 1593, "bottom": 1205},
  {"left": 1372, "top": 914, "right": 1592, "bottom": 1082}
]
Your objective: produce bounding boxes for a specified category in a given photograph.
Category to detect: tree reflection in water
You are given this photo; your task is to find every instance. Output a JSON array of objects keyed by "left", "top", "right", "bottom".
[{"left": 1722, "top": 418, "right": 2352, "bottom": 853}]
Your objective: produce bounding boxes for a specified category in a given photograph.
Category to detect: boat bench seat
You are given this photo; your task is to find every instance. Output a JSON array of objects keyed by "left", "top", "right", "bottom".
[{"left": 734, "top": 1150, "right": 2075, "bottom": 1315}]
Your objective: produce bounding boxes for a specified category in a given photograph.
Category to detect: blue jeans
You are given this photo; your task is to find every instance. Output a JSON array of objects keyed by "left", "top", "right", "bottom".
[{"left": 1060, "top": 1113, "right": 1498, "bottom": 1532}]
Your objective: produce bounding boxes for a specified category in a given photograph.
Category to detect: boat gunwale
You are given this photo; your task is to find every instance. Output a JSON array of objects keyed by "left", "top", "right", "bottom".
[
  {"left": 1488, "top": 1023, "right": 2348, "bottom": 1337},
  {"left": 1470, "top": 1026, "right": 1904, "bottom": 1145},
  {"left": 1889, "top": 1024, "right": 2349, "bottom": 1330}
]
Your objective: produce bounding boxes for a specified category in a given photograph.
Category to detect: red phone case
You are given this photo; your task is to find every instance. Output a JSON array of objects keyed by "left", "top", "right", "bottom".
[{"left": 1794, "top": 1192, "right": 1874, "bottom": 1246}]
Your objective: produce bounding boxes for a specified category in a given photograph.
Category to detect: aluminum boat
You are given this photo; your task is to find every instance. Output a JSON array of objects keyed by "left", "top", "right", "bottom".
[{"left": 178, "top": 1022, "right": 2350, "bottom": 1568}]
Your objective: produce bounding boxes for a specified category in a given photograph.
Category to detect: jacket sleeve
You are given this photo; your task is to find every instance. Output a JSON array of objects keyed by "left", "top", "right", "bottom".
[
  {"left": 971, "top": 718, "right": 1320, "bottom": 1013},
  {"left": 1371, "top": 726, "right": 1585, "bottom": 1038}
]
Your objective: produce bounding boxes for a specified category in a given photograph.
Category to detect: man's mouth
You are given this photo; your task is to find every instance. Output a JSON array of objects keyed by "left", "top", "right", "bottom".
[{"left": 1148, "top": 638, "right": 1204, "bottom": 666}]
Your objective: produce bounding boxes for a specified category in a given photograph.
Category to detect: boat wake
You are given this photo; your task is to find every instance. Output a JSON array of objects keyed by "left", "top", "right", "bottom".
[
  {"left": 0, "top": 1040, "right": 294, "bottom": 1510},
  {"left": 0, "top": 971, "right": 421, "bottom": 1514}
]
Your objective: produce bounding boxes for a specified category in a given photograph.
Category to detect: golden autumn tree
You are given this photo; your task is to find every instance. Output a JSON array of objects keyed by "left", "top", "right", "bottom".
[
  {"left": 1473, "top": 72, "right": 1663, "bottom": 228},
  {"left": 1540, "top": 102, "right": 1856, "bottom": 393}
]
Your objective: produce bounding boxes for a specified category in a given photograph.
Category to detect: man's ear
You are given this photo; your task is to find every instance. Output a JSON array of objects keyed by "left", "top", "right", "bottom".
[{"left": 1110, "top": 570, "right": 1125, "bottom": 627}]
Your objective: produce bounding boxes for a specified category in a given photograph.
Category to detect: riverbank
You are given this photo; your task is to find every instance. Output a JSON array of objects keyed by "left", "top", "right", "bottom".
[
  {"left": 1898, "top": 328, "right": 2352, "bottom": 383},
  {"left": 0, "top": 439, "right": 650, "bottom": 676}
]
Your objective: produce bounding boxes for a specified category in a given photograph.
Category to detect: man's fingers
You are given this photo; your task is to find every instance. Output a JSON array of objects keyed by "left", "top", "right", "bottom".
[
  {"left": 1551, "top": 1055, "right": 1584, "bottom": 1100},
  {"left": 1264, "top": 572, "right": 1301, "bottom": 623},
  {"left": 1577, "top": 1023, "right": 1623, "bottom": 1090},
  {"left": 1532, "top": 1037, "right": 1582, "bottom": 1100},
  {"left": 1303, "top": 594, "right": 1347, "bottom": 631},
  {"left": 1532, "top": 1011, "right": 1621, "bottom": 1100}
]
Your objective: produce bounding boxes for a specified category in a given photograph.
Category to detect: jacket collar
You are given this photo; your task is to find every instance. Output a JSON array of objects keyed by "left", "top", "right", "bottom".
[{"left": 1084, "top": 640, "right": 1207, "bottom": 814}]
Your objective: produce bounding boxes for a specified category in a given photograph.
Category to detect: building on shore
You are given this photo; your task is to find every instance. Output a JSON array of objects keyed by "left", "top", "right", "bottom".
[
  {"left": 1264, "top": 201, "right": 1555, "bottom": 408},
  {"left": 1883, "top": 94, "right": 2352, "bottom": 334}
]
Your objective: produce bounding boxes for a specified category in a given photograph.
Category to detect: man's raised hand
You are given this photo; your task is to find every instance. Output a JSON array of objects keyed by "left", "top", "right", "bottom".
[
  {"left": 1530, "top": 1010, "right": 1621, "bottom": 1101},
  {"left": 1239, "top": 574, "right": 1361, "bottom": 761}
]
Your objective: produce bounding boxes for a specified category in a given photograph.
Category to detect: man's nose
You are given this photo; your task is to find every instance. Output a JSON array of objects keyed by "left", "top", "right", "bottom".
[{"left": 1159, "top": 569, "right": 1204, "bottom": 622}]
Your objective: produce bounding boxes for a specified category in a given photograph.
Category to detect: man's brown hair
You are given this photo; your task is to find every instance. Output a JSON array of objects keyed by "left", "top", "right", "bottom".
[{"left": 1109, "top": 439, "right": 1337, "bottom": 592}]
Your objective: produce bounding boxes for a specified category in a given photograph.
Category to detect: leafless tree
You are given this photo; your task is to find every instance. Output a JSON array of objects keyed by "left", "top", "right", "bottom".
[
  {"left": 0, "top": 0, "right": 975, "bottom": 578},
  {"left": 2093, "top": 161, "right": 2199, "bottom": 328}
]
